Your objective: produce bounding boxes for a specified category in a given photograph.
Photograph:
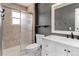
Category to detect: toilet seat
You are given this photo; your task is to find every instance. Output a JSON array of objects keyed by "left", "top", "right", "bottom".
[{"left": 25, "top": 43, "right": 40, "bottom": 51}]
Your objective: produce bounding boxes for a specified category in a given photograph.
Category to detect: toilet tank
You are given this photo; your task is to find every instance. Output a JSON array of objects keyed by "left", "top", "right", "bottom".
[{"left": 36, "top": 34, "right": 45, "bottom": 45}]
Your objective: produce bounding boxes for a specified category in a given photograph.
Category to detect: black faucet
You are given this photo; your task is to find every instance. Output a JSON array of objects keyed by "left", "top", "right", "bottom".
[
  {"left": 71, "top": 32, "right": 74, "bottom": 39},
  {"left": 67, "top": 35, "right": 69, "bottom": 38}
]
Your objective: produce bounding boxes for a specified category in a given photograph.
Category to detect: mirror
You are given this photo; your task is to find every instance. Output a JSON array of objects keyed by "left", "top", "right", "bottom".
[{"left": 51, "top": 3, "right": 79, "bottom": 34}]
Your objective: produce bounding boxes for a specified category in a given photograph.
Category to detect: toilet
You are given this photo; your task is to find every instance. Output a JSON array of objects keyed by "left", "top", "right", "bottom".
[{"left": 25, "top": 34, "right": 45, "bottom": 56}]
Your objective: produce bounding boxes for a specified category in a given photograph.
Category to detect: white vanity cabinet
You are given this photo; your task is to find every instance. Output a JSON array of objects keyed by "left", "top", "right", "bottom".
[
  {"left": 42, "top": 35, "right": 79, "bottom": 56},
  {"left": 42, "top": 39, "right": 56, "bottom": 56}
]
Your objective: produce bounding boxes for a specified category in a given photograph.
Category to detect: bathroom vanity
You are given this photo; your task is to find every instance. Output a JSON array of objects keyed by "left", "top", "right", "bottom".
[
  {"left": 42, "top": 35, "right": 79, "bottom": 56},
  {"left": 42, "top": 3, "right": 79, "bottom": 56}
]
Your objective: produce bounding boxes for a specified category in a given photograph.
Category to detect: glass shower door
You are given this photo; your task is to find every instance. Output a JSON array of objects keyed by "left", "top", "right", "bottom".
[{"left": 21, "top": 12, "right": 33, "bottom": 55}]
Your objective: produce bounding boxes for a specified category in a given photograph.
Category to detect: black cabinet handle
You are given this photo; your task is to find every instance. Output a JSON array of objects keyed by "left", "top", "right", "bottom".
[
  {"left": 64, "top": 49, "right": 66, "bottom": 51},
  {"left": 68, "top": 50, "right": 70, "bottom": 53}
]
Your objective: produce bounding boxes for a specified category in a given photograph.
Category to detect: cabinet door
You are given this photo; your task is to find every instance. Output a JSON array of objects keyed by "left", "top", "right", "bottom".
[
  {"left": 42, "top": 39, "right": 56, "bottom": 56},
  {"left": 67, "top": 46, "right": 79, "bottom": 56},
  {"left": 55, "top": 43, "right": 67, "bottom": 56}
]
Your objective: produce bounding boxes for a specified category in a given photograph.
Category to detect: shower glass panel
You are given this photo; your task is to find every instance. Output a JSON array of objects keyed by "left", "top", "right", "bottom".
[
  {"left": 21, "top": 12, "right": 33, "bottom": 55},
  {"left": 2, "top": 7, "right": 21, "bottom": 56},
  {"left": 0, "top": 4, "right": 2, "bottom": 56}
]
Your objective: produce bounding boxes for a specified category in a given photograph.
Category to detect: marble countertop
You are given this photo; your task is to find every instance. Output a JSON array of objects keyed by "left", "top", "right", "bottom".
[{"left": 43, "top": 35, "right": 79, "bottom": 48}]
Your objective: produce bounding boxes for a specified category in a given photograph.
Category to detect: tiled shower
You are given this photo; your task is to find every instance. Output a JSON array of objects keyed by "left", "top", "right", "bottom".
[{"left": 0, "top": 3, "right": 34, "bottom": 56}]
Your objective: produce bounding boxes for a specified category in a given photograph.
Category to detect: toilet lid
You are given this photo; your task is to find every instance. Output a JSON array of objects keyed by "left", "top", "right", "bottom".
[{"left": 26, "top": 43, "right": 40, "bottom": 50}]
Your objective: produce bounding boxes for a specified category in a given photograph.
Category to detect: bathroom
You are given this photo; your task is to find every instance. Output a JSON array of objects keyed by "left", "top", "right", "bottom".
[{"left": 0, "top": 3, "right": 79, "bottom": 56}]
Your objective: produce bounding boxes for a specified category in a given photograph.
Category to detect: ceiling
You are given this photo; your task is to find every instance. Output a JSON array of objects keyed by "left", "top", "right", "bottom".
[
  {"left": 17, "top": 3, "right": 33, "bottom": 7},
  {"left": 17, "top": 3, "right": 54, "bottom": 14}
]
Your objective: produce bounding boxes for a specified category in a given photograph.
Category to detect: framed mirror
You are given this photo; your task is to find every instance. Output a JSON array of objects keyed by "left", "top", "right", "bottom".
[{"left": 51, "top": 3, "right": 79, "bottom": 35}]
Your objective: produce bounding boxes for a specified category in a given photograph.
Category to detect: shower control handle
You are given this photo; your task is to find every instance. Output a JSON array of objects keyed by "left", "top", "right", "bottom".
[
  {"left": 1, "top": 9, "right": 5, "bottom": 20},
  {"left": 2, "top": 9, "right": 5, "bottom": 13}
]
